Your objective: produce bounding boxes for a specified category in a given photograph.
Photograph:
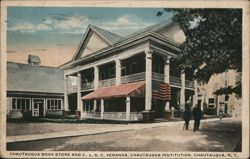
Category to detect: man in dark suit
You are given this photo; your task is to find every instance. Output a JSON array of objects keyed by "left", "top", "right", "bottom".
[{"left": 192, "top": 105, "right": 202, "bottom": 132}]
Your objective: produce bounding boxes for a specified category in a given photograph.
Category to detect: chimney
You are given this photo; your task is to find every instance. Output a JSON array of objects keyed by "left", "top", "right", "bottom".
[{"left": 27, "top": 54, "right": 41, "bottom": 66}]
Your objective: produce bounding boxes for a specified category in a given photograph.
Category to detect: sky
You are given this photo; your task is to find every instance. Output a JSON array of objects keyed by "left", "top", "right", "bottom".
[{"left": 7, "top": 7, "right": 172, "bottom": 67}]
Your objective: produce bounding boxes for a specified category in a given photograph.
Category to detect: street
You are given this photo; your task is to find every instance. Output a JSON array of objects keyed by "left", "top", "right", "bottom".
[{"left": 7, "top": 118, "right": 241, "bottom": 152}]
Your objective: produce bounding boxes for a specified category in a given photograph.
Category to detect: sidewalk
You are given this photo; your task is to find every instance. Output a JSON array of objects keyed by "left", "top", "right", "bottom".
[{"left": 7, "top": 118, "right": 224, "bottom": 143}]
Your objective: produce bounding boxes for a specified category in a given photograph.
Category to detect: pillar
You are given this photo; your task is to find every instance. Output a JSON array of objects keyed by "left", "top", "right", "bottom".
[
  {"left": 94, "top": 65, "right": 99, "bottom": 89},
  {"left": 126, "top": 96, "right": 131, "bottom": 121},
  {"left": 93, "top": 100, "right": 97, "bottom": 111},
  {"left": 115, "top": 59, "right": 121, "bottom": 85},
  {"left": 142, "top": 48, "right": 154, "bottom": 123},
  {"left": 193, "top": 80, "right": 198, "bottom": 107},
  {"left": 63, "top": 75, "right": 69, "bottom": 117},
  {"left": 180, "top": 70, "right": 185, "bottom": 108},
  {"left": 145, "top": 48, "right": 152, "bottom": 111},
  {"left": 101, "top": 99, "right": 104, "bottom": 119},
  {"left": 76, "top": 73, "right": 82, "bottom": 118},
  {"left": 164, "top": 56, "right": 170, "bottom": 111}
]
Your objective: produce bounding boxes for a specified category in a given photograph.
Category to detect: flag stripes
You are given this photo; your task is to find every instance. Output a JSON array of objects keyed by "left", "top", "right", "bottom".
[{"left": 152, "top": 81, "right": 171, "bottom": 101}]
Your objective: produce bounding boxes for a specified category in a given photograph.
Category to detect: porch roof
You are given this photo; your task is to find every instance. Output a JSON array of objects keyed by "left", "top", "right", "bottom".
[{"left": 82, "top": 81, "right": 145, "bottom": 100}]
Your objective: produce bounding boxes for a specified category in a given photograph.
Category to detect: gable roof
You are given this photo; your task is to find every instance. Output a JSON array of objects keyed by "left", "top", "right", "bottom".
[
  {"left": 90, "top": 25, "right": 123, "bottom": 44},
  {"left": 7, "top": 62, "right": 64, "bottom": 94},
  {"left": 72, "top": 25, "right": 123, "bottom": 61},
  {"left": 64, "top": 17, "right": 179, "bottom": 68}
]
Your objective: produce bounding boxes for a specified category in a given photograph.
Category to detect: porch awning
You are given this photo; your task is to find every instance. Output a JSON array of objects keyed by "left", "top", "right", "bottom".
[{"left": 82, "top": 81, "right": 145, "bottom": 100}]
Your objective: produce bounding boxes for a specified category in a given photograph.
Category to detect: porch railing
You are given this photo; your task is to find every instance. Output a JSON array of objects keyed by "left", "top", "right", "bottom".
[
  {"left": 185, "top": 80, "right": 195, "bottom": 89},
  {"left": 170, "top": 76, "right": 182, "bottom": 87},
  {"left": 121, "top": 72, "right": 145, "bottom": 84},
  {"left": 152, "top": 72, "right": 164, "bottom": 81},
  {"left": 68, "top": 85, "right": 77, "bottom": 93},
  {"left": 98, "top": 78, "right": 116, "bottom": 88},
  {"left": 103, "top": 112, "right": 126, "bottom": 120},
  {"left": 81, "top": 82, "right": 94, "bottom": 90}
]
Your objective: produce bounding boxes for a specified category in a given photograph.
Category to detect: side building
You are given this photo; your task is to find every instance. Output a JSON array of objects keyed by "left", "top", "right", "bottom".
[
  {"left": 7, "top": 55, "right": 64, "bottom": 119},
  {"left": 197, "top": 70, "right": 241, "bottom": 117}
]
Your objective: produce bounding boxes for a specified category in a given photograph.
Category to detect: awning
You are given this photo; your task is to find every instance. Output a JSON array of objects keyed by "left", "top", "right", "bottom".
[{"left": 82, "top": 81, "right": 145, "bottom": 100}]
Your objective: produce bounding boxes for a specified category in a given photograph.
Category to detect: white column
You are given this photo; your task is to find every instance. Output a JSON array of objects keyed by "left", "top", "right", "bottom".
[
  {"left": 93, "top": 100, "right": 97, "bottom": 111},
  {"left": 193, "top": 80, "right": 198, "bottom": 106},
  {"left": 63, "top": 75, "right": 69, "bottom": 111},
  {"left": 101, "top": 99, "right": 104, "bottom": 119},
  {"left": 115, "top": 59, "right": 121, "bottom": 85},
  {"left": 164, "top": 56, "right": 170, "bottom": 111},
  {"left": 145, "top": 48, "right": 153, "bottom": 111},
  {"left": 94, "top": 65, "right": 99, "bottom": 89},
  {"left": 126, "top": 96, "right": 131, "bottom": 121},
  {"left": 180, "top": 70, "right": 185, "bottom": 108},
  {"left": 77, "top": 73, "right": 82, "bottom": 111}
]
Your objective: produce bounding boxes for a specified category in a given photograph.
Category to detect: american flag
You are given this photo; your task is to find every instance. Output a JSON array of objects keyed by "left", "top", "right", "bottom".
[{"left": 152, "top": 81, "right": 171, "bottom": 101}]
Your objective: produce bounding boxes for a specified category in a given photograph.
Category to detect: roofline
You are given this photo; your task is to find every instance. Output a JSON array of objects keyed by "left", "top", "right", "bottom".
[
  {"left": 61, "top": 31, "right": 181, "bottom": 69},
  {"left": 7, "top": 61, "right": 62, "bottom": 69}
]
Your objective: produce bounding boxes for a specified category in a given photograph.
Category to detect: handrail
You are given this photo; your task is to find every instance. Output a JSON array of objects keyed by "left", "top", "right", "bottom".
[{"left": 121, "top": 72, "right": 145, "bottom": 84}]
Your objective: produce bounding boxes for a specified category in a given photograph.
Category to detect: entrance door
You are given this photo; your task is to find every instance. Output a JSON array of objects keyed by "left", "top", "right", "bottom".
[{"left": 33, "top": 99, "right": 45, "bottom": 117}]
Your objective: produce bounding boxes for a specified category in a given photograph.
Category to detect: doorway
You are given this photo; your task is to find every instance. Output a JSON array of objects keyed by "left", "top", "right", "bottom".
[{"left": 32, "top": 98, "right": 45, "bottom": 117}]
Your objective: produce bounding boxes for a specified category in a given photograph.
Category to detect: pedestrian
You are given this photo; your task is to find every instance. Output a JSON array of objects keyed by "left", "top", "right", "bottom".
[
  {"left": 192, "top": 105, "right": 202, "bottom": 132},
  {"left": 183, "top": 104, "right": 191, "bottom": 130}
]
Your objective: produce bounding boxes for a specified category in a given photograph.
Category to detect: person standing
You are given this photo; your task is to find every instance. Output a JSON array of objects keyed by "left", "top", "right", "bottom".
[
  {"left": 192, "top": 105, "right": 202, "bottom": 132},
  {"left": 183, "top": 105, "right": 191, "bottom": 130}
]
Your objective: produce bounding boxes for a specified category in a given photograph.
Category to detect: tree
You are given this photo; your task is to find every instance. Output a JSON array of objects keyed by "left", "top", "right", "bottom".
[{"left": 157, "top": 9, "right": 242, "bottom": 95}]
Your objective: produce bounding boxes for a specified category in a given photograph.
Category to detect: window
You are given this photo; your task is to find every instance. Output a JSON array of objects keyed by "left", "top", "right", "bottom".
[
  {"left": 109, "top": 68, "right": 115, "bottom": 78},
  {"left": 46, "top": 99, "right": 62, "bottom": 110},
  {"left": 208, "top": 98, "right": 215, "bottom": 108},
  {"left": 130, "top": 62, "right": 138, "bottom": 74},
  {"left": 12, "top": 98, "right": 30, "bottom": 110},
  {"left": 121, "top": 67, "right": 126, "bottom": 76},
  {"left": 208, "top": 98, "right": 215, "bottom": 104}
]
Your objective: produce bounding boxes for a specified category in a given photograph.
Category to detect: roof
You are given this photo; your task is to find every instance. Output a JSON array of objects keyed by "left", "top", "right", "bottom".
[
  {"left": 82, "top": 81, "right": 145, "bottom": 100},
  {"left": 66, "top": 18, "right": 178, "bottom": 67},
  {"left": 27, "top": 54, "right": 41, "bottom": 64},
  {"left": 7, "top": 62, "right": 64, "bottom": 94},
  {"left": 90, "top": 25, "right": 123, "bottom": 44}
]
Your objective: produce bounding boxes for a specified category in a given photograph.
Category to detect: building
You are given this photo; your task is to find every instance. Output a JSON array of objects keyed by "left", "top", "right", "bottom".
[
  {"left": 61, "top": 19, "right": 198, "bottom": 122},
  {"left": 197, "top": 70, "right": 242, "bottom": 117},
  {"left": 7, "top": 55, "right": 64, "bottom": 119}
]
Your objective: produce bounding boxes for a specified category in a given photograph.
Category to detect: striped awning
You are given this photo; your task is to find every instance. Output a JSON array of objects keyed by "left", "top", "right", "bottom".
[{"left": 152, "top": 81, "right": 171, "bottom": 101}]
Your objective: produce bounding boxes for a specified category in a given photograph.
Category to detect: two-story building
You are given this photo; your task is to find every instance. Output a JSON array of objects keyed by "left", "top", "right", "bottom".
[{"left": 61, "top": 19, "right": 198, "bottom": 122}]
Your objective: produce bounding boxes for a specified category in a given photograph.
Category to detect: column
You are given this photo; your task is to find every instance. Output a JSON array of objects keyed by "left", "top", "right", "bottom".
[
  {"left": 145, "top": 48, "right": 153, "bottom": 111},
  {"left": 77, "top": 73, "right": 82, "bottom": 112},
  {"left": 94, "top": 65, "right": 99, "bottom": 89},
  {"left": 180, "top": 70, "right": 185, "bottom": 108},
  {"left": 164, "top": 56, "right": 170, "bottom": 111},
  {"left": 93, "top": 100, "right": 97, "bottom": 111},
  {"left": 101, "top": 99, "right": 104, "bottom": 119},
  {"left": 63, "top": 75, "right": 69, "bottom": 112},
  {"left": 192, "top": 80, "right": 198, "bottom": 107},
  {"left": 115, "top": 59, "right": 121, "bottom": 85},
  {"left": 126, "top": 96, "right": 131, "bottom": 121}
]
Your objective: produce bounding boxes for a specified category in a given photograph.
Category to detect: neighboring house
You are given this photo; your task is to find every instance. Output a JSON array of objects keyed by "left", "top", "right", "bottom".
[
  {"left": 7, "top": 55, "right": 64, "bottom": 119},
  {"left": 197, "top": 70, "right": 242, "bottom": 117},
  {"left": 61, "top": 19, "right": 198, "bottom": 122}
]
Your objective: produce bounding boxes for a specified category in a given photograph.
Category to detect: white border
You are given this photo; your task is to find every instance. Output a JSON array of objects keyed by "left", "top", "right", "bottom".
[{"left": 0, "top": 0, "right": 249, "bottom": 158}]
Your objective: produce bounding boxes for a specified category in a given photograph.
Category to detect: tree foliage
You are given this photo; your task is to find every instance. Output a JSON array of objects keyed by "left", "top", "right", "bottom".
[{"left": 158, "top": 9, "right": 242, "bottom": 83}]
